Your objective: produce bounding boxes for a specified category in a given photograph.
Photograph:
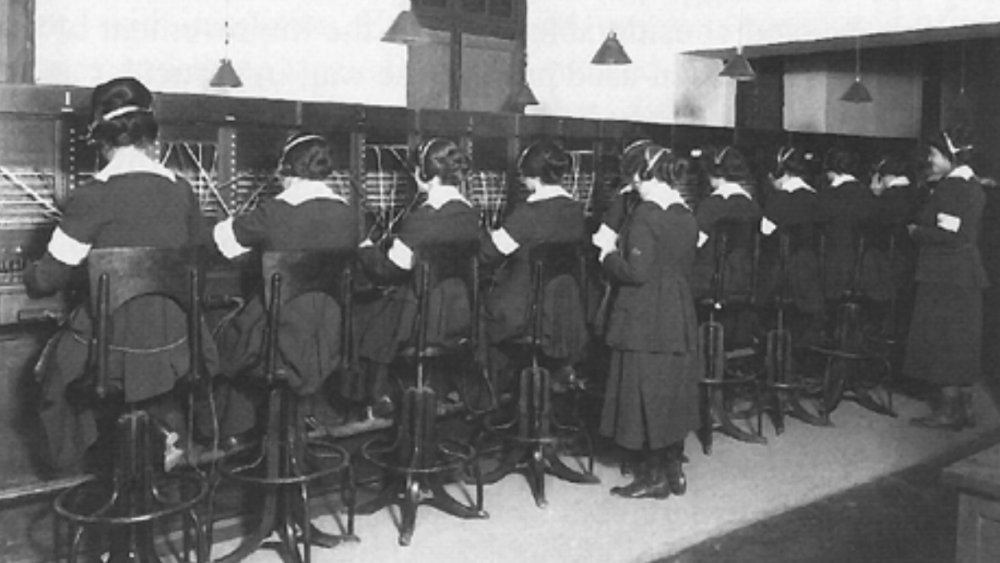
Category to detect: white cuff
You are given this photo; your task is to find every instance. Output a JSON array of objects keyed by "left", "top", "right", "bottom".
[
  {"left": 697, "top": 231, "right": 709, "bottom": 248},
  {"left": 490, "top": 228, "right": 520, "bottom": 256},
  {"left": 47, "top": 227, "right": 92, "bottom": 266},
  {"left": 387, "top": 238, "right": 414, "bottom": 270},
  {"left": 760, "top": 217, "right": 777, "bottom": 236},
  {"left": 213, "top": 218, "right": 252, "bottom": 259},
  {"left": 359, "top": 238, "right": 374, "bottom": 248},
  {"left": 593, "top": 224, "right": 618, "bottom": 250},
  {"left": 936, "top": 213, "right": 961, "bottom": 233}
]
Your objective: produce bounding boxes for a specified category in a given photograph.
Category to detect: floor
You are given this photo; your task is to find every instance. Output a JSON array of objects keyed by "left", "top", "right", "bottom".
[{"left": 209, "top": 378, "right": 1000, "bottom": 563}]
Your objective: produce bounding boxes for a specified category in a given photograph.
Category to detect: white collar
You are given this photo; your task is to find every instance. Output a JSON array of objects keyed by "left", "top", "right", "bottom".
[
  {"left": 948, "top": 165, "right": 975, "bottom": 180},
  {"left": 94, "top": 146, "right": 175, "bottom": 183},
  {"left": 275, "top": 178, "right": 347, "bottom": 206},
  {"left": 526, "top": 183, "right": 572, "bottom": 203},
  {"left": 643, "top": 185, "right": 687, "bottom": 211},
  {"left": 777, "top": 176, "right": 815, "bottom": 193},
  {"left": 712, "top": 181, "right": 751, "bottom": 200},
  {"left": 886, "top": 177, "right": 911, "bottom": 188},
  {"left": 829, "top": 173, "right": 857, "bottom": 188},
  {"left": 424, "top": 184, "right": 471, "bottom": 210}
]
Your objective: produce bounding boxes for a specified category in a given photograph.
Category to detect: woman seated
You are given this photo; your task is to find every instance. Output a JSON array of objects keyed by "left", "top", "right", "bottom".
[
  {"left": 481, "top": 140, "right": 588, "bottom": 392},
  {"left": 212, "top": 133, "right": 357, "bottom": 446},
  {"left": 592, "top": 143, "right": 701, "bottom": 500},
  {"left": 860, "top": 155, "right": 919, "bottom": 332},
  {"left": 353, "top": 137, "right": 481, "bottom": 415},
  {"left": 691, "top": 146, "right": 762, "bottom": 347},
  {"left": 25, "top": 77, "right": 217, "bottom": 471},
  {"left": 816, "top": 147, "right": 877, "bottom": 309},
  {"left": 758, "top": 146, "right": 824, "bottom": 345}
]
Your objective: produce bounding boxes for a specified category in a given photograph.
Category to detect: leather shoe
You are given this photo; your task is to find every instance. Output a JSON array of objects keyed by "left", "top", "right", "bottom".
[{"left": 666, "top": 460, "right": 687, "bottom": 496}]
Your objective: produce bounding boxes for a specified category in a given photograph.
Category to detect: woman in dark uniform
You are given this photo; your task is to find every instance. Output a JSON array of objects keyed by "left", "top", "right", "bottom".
[
  {"left": 481, "top": 140, "right": 587, "bottom": 391},
  {"left": 692, "top": 146, "right": 762, "bottom": 346},
  {"left": 816, "top": 147, "right": 876, "bottom": 321},
  {"left": 758, "top": 146, "right": 824, "bottom": 345},
  {"left": 593, "top": 144, "right": 701, "bottom": 500},
  {"left": 24, "top": 77, "right": 215, "bottom": 470},
  {"left": 354, "top": 137, "right": 481, "bottom": 414},
  {"left": 860, "top": 155, "right": 919, "bottom": 332},
  {"left": 906, "top": 128, "right": 988, "bottom": 429},
  {"left": 212, "top": 133, "right": 358, "bottom": 444}
]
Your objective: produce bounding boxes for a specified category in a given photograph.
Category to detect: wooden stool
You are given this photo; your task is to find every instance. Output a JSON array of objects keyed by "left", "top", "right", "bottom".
[
  {"left": 480, "top": 242, "right": 599, "bottom": 508},
  {"left": 53, "top": 247, "right": 210, "bottom": 563},
  {"left": 697, "top": 219, "right": 766, "bottom": 454},
  {"left": 357, "top": 240, "right": 488, "bottom": 546},
  {"left": 215, "top": 250, "right": 357, "bottom": 563}
]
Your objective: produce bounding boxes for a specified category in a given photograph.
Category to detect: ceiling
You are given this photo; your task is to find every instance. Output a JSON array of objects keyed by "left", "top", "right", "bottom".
[{"left": 686, "top": 21, "right": 1000, "bottom": 59}]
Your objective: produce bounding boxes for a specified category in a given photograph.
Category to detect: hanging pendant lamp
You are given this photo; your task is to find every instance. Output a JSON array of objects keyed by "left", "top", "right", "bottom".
[
  {"left": 382, "top": 10, "right": 431, "bottom": 44},
  {"left": 591, "top": 32, "right": 631, "bottom": 65},
  {"left": 210, "top": 1, "right": 242, "bottom": 88},
  {"left": 841, "top": 37, "right": 872, "bottom": 103},
  {"left": 719, "top": 47, "right": 756, "bottom": 81}
]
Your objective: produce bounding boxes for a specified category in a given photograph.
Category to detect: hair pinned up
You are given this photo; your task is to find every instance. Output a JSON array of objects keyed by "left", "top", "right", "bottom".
[
  {"left": 620, "top": 138, "right": 654, "bottom": 179},
  {"left": 415, "top": 137, "right": 470, "bottom": 185},
  {"left": 518, "top": 139, "right": 571, "bottom": 185},
  {"left": 928, "top": 126, "right": 975, "bottom": 165},
  {"left": 88, "top": 76, "right": 158, "bottom": 148},
  {"left": 823, "top": 146, "right": 860, "bottom": 176},
  {"left": 707, "top": 145, "right": 750, "bottom": 182},
  {"left": 775, "top": 145, "right": 812, "bottom": 178},
  {"left": 277, "top": 132, "right": 333, "bottom": 180}
]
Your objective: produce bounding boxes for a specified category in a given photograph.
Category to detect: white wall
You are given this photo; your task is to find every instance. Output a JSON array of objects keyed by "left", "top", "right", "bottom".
[
  {"left": 34, "top": 1, "right": 1000, "bottom": 125},
  {"left": 34, "top": 0, "right": 410, "bottom": 105}
]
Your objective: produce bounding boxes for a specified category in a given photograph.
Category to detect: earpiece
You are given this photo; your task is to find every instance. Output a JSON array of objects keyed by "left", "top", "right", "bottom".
[
  {"left": 416, "top": 137, "right": 442, "bottom": 182},
  {"left": 278, "top": 133, "right": 324, "bottom": 175}
]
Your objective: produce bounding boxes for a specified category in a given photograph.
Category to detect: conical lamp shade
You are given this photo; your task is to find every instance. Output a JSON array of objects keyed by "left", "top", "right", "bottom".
[
  {"left": 591, "top": 32, "right": 631, "bottom": 65},
  {"left": 382, "top": 10, "right": 431, "bottom": 44},
  {"left": 210, "top": 58, "right": 242, "bottom": 88},
  {"left": 719, "top": 52, "right": 756, "bottom": 81},
  {"left": 511, "top": 81, "right": 539, "bottom": 106},
  {"left": 841, "top": 78, "right": 873, "bottom": 103}
]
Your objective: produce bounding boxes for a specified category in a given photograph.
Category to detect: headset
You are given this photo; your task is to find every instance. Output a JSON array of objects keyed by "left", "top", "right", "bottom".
[
  {"left": 277, "top": 133, "right": 325, "bottom": 176},
  {"left": 415, "top": 137, "right": 447, "bottom": 182},
  {"left": 86, "top": 104, "right": 153, "bottom": 144},
  {"left": 714, "top": 145, "right": 731, "bottom": 167},
  {"left": 641, "top": 145, "right": 670, "bottom": 180}
]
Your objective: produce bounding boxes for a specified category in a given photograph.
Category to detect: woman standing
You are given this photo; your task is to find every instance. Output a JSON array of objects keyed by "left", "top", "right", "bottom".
[
  {"left": 212, "top": 132, "right": 358, "bottom": 446},
  {"left": 593, "top": 144, "right": 701, "bottom": 500},
  {"left": 25, "top": 77, "right": 215, "bottom": 470},
  {"left": 906, "top": 128, "right": 988, "bottom": 429}
]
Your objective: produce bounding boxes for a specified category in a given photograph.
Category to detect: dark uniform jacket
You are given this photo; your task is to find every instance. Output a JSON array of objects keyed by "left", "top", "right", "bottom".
[
  {"left": 692, "top": 183, "right": 762, "bottom": 300},
  {"left": 481, "top": 190, "right": 587, "bottom": 359},
  {"left": 816, "top": 175, "right": 877, "bottom": 299},
  {"left": 759, "top": 177, "right": 823, "bottom": 313},
  {"left": 603, "top": 200, "right": 699, "bottom": 354},
  {"left": 355, "top": 188, "right": 481, "bottom": 364},
  {"left": 213, "top": 180, "right": 358, "bottom": 395},
  {"left": 859, "top": 179, "right": 919, "bottom": 301},
  {"left": 911, "top": 167, "right": 988, "bottom": 288},
  {"left": 24, "top": 149, "right": 214, "bottom": 469}
]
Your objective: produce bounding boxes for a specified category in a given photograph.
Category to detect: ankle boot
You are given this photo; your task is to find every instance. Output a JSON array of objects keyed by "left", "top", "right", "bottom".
[
  {"left": 665, "top": 457, "right": 687, "bottom": 496},
  {"left": 911, "top": 392, "right": 964, "bottom": 431},
  {"left": 633, "top": 463, "right": 672, "bottom": 499},
  {"left": 611, "top": 462, "right": 651, "bottom": 497}
]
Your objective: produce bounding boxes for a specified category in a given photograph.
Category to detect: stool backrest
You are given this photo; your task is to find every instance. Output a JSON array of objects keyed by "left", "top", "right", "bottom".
[
  {"left": 87, "top": 246, "right": 203, "bottom": 400},
  {"left": 410, "top": 239, "right": 480, "bottom": 359},
  {"left": 709, "top": 218, "right": 759, "bottom": 304},
  {"left": 526, "top": 241, "right": 587, "bottom": 347},
  {"left": 261, "top": 249, "right": 355, "bottom": 386}
]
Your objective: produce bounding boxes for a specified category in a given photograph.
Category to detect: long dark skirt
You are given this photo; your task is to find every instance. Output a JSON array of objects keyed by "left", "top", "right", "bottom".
[
  {"left": 600, "top": 349, "right": 700, "bottom": 450},
  {"left": 904, "top": 282, "right": 983, "bottom": 386}
]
